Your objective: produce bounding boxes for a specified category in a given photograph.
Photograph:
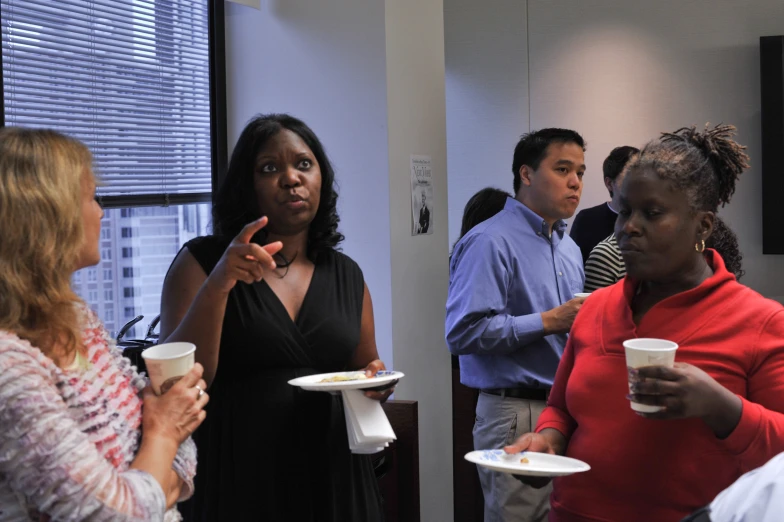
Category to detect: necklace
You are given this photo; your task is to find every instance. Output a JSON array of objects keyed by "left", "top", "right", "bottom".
[{"left": 272, "top": 251, "right": 296, "bottom": 278}]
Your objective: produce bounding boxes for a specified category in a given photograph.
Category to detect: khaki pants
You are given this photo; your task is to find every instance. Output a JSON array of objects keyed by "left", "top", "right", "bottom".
[{"left": 473, "top": 392, "right": 551, "bottom": 522}]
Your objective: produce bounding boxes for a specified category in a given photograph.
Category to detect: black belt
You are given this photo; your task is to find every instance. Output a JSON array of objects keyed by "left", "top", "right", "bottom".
[{"left": 481, "top": 387, "right": 550, "bottom": 401}]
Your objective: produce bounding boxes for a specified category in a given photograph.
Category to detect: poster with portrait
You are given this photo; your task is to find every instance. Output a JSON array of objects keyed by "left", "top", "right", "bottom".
[{"left": 411, "top": 155, "right": 433, "bottom": 236}]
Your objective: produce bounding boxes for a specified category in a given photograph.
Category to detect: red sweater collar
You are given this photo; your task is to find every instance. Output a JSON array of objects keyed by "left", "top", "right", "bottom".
[{"left": 607, "top": 249, "right": 739, "bottom": 346}]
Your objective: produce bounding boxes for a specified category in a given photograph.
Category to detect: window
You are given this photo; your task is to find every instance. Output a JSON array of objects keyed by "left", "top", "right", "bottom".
[
  {"left": 2, "top": 2, "right": 225, "bottom": 340},
  {"left": 88, "top": 290, "right": 98, "bottom": 302},
  {"left": 122, "top": 247, "right": 140, "bottom": 258},
  {"left": 123, "top": 287, "right": 141, "bottom": 298},
  {"left": 141, "top": 245, "right": 178, "bottom": 256},
  {"left": 87, "top": 269, "right": 97, "bottom": 282},
  {"left": 123, "top": 267, "right": 137, "bottom": 278},
  {"left": 1, "top": 0, "right": 217, "bottom": 205},
  {"left": 121, "top": 227, "right": 136, "bottom": 238}
]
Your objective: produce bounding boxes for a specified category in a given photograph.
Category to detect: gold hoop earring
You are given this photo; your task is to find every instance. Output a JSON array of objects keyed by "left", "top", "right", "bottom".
[{"left": 695, "top": 239, "right": 706, "bottom": 253}]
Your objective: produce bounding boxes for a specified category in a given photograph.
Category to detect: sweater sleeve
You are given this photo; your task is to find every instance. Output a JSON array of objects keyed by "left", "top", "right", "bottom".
[
  {"left": 535, "top": 335, "right": 578, "bottom": 440},
  {"left": 718, "top": 309, "right": 784, "bottom": 472},
  {"left": 95, "top": 311, "right": 197, "bottom": 504},
  {"left": 0, "top": 339, "right": 166, "bottom": 521}
]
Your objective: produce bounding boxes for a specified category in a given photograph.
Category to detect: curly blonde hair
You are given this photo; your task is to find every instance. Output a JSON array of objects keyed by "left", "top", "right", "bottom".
[{"left": 0, "top": 127, "right": 93, "bottom": 365}]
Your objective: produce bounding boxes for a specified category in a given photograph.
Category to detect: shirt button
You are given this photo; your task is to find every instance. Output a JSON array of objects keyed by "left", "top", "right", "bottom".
[{"left": 559, "top": 272, "right": 563, "bottom": 276}]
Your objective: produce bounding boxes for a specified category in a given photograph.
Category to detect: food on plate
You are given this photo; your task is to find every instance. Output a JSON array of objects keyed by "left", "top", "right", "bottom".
[
  {"left": 319, "top": 373, "right": 369, "bottom": 383},
  {"left": 520, "top": 457, "right": 530, "bottom": 464}
]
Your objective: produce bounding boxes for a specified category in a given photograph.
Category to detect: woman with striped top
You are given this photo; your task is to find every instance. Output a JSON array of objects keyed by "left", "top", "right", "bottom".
[{"left": 0, "top": 128, "right": 208, "bottom": 521}]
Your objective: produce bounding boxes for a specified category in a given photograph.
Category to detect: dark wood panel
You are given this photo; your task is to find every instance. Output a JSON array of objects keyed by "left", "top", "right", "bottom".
[
  {"left": 452, "top": 356, "right": 484, "bottom": 522},
  {"left": 374, "top": 400, "right": 420, "bottom": 522}
]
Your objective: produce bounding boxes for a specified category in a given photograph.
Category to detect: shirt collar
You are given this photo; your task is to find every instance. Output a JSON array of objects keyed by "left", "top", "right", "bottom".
[{"left": 505, "top": 197, "right": 567, "bottom": 238}]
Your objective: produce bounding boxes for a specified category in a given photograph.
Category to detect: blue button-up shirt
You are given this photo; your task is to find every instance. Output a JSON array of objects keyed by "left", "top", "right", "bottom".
[{"left": 445, "top": 197, "right": 584, "bottom": 389}]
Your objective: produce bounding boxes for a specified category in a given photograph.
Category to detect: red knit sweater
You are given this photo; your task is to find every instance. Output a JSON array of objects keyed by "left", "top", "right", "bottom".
[{"left": 537, "top": 251, "right": 784, "bottom": 522}]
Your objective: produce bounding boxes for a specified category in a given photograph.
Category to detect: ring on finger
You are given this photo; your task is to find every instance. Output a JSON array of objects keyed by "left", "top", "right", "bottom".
[{"left": 195, "top": 385, "right": 204, "bottom": 399}]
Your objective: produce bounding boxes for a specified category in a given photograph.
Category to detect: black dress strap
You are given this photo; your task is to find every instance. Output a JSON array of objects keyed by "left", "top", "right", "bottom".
[{"left": 180, "top": 235, "right": 231, "bottom": 276}]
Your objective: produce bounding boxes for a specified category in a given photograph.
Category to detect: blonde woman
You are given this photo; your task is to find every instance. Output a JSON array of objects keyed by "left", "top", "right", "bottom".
[{"left": 0, "top": 128, "right": 208, "bottom": 521}]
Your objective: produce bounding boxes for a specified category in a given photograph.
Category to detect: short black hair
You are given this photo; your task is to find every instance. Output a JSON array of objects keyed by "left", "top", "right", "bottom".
[
  {"left": 512, "top": 128, "right": 586, "bottom": 194},
  {"left": 603, "top": 146, "right": 639, "bottom": 197},
  {"left": 212, "top": 113, "right": 343, "bottom": 261}
]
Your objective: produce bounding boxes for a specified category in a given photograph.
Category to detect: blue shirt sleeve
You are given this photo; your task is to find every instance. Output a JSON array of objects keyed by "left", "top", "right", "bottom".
[{"left": 445, "top": 233, "right": 546, "bottom": 356}]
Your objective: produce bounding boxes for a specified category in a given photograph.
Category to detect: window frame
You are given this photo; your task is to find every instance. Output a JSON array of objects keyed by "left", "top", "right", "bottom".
[{"left": 0, "top": 0, "right": 228, "bottom": 207}]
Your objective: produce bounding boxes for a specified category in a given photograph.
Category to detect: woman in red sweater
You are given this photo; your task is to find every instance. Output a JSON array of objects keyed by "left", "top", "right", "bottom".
[{"left": 506, "top": 124, "right": 784, "bottom": 522}]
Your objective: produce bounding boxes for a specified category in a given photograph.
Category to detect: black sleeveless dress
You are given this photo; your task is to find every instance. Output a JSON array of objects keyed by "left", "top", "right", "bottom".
[{"left": 179, "top": 236, "right": 384, "bottom": 522}]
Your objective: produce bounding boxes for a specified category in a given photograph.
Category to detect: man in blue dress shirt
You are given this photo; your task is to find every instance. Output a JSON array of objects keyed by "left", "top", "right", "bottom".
[{"left": 446, "top": 128, "right": 587, "bottom": 522}]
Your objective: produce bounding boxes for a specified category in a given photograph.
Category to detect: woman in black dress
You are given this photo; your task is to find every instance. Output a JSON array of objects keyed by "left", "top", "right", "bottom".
[{"left": 160, "top": 114, "right": 391, "bottom": 521}]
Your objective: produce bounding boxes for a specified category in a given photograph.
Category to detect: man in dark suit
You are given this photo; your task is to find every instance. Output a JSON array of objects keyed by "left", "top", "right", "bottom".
[
  {"left": 570, "top": 145, "right": 638, "bottom": 263},
  {"left": 418, "top": 192, "right": 430, "bottom": 233}
]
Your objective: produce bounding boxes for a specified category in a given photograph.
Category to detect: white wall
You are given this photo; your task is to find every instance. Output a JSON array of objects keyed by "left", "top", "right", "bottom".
[
  {"left": 384, "top": 1, "right": 453, "bottom": 520},
  {"left": 444, "top": 0, "right": 528, "bottom": 249},
  {"left": 445, "top": 0, "right": 784, "bottom": 298},
  {"left": 224, "top": 0, "right": 394, "bottom": 365}
]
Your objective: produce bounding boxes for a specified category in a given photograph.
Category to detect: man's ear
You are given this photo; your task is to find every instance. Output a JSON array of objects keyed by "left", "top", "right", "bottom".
[{"left": 519, "top": 165, "right": 534, "bottom": 187}]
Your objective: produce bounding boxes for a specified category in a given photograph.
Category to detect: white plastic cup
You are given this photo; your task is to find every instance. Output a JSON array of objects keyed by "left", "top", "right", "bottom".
[
  {"left": 623, "top": 338, "right": 679, "bottom": 413},
  {"left": 574, "top": 292, "right": 591, "bottom": 298},
  {"left": 141, "top": 342, "right": 196, "bottom": 395}
]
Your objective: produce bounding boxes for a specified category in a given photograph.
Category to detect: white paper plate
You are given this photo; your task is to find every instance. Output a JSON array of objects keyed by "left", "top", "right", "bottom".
[
  {"left": 465, "top": 450, "right": 590, "bottom": 477},
  {"left": 288, "top": 370, "right": 404, "bottom": 392}
]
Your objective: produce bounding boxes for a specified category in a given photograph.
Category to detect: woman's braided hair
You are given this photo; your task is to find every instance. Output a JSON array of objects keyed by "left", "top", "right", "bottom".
[
  {"left": 625, "top": 123, "right": 750, "bottom": 278},
  {"left": 627, "top": 123, "right": 750, "bottom": 213}
]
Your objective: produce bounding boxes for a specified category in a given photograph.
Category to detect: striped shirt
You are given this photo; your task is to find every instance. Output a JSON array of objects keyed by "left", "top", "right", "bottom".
[
  {"left": 0, "top": 302, "right": 196, "bottom": 521},
  {"left": 584, "top": 233, "right": 626, "bottom": 292}
]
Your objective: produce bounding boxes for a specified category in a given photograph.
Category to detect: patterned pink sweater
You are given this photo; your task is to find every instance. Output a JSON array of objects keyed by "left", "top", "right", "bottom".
[{"left": 0, "top": 303, "right": 197, "bottom": 521}]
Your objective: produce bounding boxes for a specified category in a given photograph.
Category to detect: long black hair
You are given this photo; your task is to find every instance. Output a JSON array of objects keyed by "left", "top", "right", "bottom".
[
  {"left": 451, "top": 187, "right": 510, "bottom": 255},
  {"left": 212, "top": 113, "right": 343, "bottom": 261}
]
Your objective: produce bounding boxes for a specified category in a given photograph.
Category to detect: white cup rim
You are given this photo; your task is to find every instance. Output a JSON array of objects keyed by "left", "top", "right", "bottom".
[
  {"left": 623, "top": 338, "right": 678, "bottom": 351},
  {"left": 141, "top": 342, "right": 196, "bottom": 361},
  {"left": 574, "top": 292, "right": 592, "bottom": 297}
]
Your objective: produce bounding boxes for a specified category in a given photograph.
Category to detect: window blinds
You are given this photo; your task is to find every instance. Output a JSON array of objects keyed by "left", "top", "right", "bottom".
[{"left": 1, "top": 0, "right": 212, "bottom": 205}]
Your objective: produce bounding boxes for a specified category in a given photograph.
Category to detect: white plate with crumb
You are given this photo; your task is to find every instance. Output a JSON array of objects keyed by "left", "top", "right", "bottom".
[
  {"left": 288, "top": 370, "right": 404, "bottom": 392},
  {"left": 465, "top": 450, "right": 590, "bottom": 477}
]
